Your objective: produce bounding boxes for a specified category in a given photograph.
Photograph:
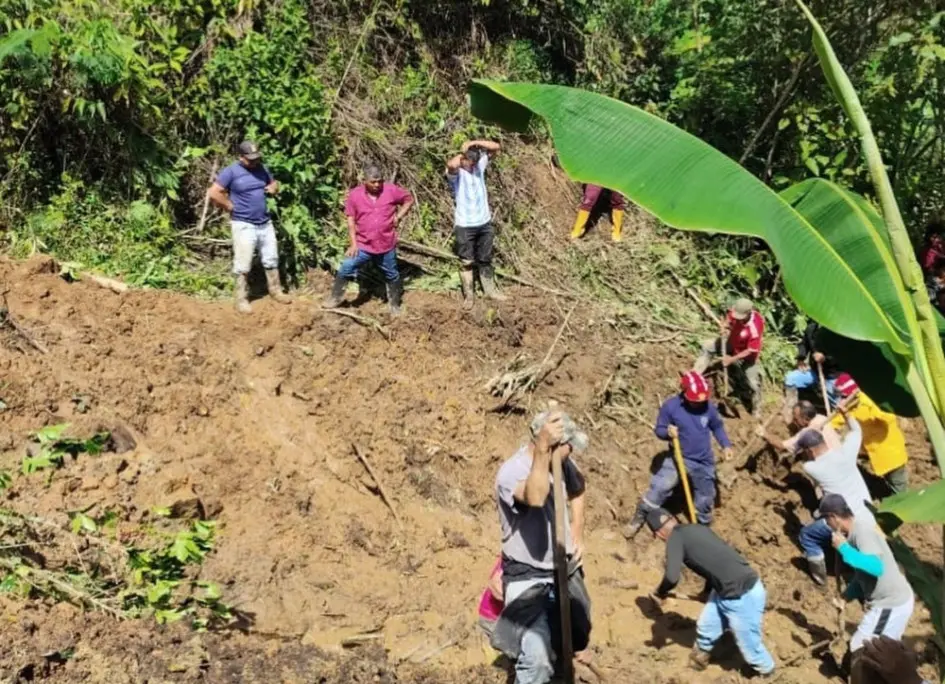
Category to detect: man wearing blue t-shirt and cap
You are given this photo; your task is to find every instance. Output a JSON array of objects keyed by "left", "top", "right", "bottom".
[
  {"left": 624, "top": 371, "right": 734, "bottom": 538},
  {"left": 209, "top": 141, "right": 291, "bottom": 313}
]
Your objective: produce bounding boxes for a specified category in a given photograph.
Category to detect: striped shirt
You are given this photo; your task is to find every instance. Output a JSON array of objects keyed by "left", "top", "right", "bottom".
[{"left": 448, "top": 154, "right": 491, "bottom": 227}]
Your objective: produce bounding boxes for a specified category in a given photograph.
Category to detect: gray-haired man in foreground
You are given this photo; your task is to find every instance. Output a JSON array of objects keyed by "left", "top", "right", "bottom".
[{"left": 491, "top": 410, "right": 593, "bottom": 684}]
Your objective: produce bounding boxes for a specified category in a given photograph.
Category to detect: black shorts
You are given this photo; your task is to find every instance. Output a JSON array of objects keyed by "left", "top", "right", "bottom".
[{"left": 454, "top": 222, "right": 494, "bottom": 267}]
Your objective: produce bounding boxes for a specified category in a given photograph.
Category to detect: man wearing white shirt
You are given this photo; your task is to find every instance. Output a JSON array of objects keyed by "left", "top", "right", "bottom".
[
  {"left": 795, "top": 408, "right": 873, "bottom": 586},
  {"left": 446, "top": 139, "right": 504, "bottom": 309}
]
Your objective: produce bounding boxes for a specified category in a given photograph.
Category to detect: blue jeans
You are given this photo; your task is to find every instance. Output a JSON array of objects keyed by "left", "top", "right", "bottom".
[
  {"left": 799, "top": 518, "right": 832, "bottom": 561},
  {"left": 643, "top": 455, "right": 715, "bottom": 524},
  {"left": 506, "top": 579, "right": 555, "bottom": 684},
  {"left": 697, "top": 580, "right": 775, "bottom": 676},
  {"left": 785, "top": 369, "right": 838, "bottom": 407},
  {"left": 337, "top": 248, "right": 400, "bottom": 282}
]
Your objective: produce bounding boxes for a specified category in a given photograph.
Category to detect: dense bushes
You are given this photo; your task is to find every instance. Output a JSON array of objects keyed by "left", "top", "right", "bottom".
[{"left": 0, "top": 0, "right": 943, "bottom": 300}]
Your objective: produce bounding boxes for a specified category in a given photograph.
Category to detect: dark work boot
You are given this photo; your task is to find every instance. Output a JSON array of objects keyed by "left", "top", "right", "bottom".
[
  {"left": 808, "top": 557, "right": 828, "bottom": 587},
  {"left": 387, "top": 278, "right": 403, "bottom": 315},
  {"left": 622, "top": 503, "right": 648, "bottom": 540},
  {"left": 323, "top": 275, "right": 347, "bottom": 308}
]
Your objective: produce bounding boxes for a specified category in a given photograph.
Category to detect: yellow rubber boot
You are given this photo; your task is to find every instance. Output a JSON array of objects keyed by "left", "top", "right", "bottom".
[
  {"left": 611, "top": 209, "right": 625, "bottom": 242},
  {"left": 570, "top": 209, "right": 590, "bottom": 240}
]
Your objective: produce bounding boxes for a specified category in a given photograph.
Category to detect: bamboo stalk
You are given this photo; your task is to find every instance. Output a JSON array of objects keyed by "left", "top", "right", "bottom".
[{"left": 550, "top": 451, "right": 575, "bottom": 684}]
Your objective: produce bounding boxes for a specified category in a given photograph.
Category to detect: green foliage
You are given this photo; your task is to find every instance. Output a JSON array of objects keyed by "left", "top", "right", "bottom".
[
  {"left": 123, "top": 520, "right": 232, "bottom": 629},
  {"left": 20, "top": 424, "right": 109, "bottom": 475},
  {"left": 470, "top": 81, "right": 912, "bottom": 356}
]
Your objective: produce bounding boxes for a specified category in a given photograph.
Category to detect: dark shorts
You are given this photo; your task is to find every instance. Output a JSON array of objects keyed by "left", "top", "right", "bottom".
[{"left": 455, "top": 222, "right": 494, "bottom": 267}]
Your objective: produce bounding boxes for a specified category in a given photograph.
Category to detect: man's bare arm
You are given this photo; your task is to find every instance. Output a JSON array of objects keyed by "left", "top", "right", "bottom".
[
  {"left": 446, "top": 154, "right": 463, "bottom": 173},
  {"left": 208, "top": 183, "right": 233, "bottom": 213},
  {"left": 462, "top": 139, "right": 501, "bottom": 155}
]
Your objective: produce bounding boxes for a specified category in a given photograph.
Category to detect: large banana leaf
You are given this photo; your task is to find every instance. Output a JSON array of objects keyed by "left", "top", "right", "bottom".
[
  {"left": 877, "top": 479, "right": 945, "bottom": 527},
  {"left": 887, "top": 536, "right": 945, "bottom": 653},
  {"left": 780, "top": 179, "right": 915, "bottom": 342},
  {"left": 469, "top": 81, "right": 910, "bottom": 356}
]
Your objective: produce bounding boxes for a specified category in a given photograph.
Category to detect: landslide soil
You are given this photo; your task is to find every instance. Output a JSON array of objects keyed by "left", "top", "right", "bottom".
[{"left": 0, "top": 255, "right": 941, "bottom": 684}]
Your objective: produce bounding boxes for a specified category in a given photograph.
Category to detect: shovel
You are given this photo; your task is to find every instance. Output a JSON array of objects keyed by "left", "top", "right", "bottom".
[
  {"left": 546, "top": 401, "right": 575, "bottom": 684},
  {"left": 817, "top": 361, "right": 831, "bottom": 413},
  {"left": 672, "top": 434, "right": 698, "bottom": 524}
]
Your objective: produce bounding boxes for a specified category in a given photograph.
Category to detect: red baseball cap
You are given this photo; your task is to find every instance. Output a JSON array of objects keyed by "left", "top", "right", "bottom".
[
  {"left": 835, "top": 373, "right": 859, "bottom": 398},
  {"left": 680, "top": 371, "right": 710, "bottom": 402}
]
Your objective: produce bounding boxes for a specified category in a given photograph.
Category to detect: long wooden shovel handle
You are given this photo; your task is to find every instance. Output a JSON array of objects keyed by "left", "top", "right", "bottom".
[
  {"left": 550, "top": 452, "right": 575, "bottom": 684},
  {"left": 817, "top": 362, "right": 831, "bottom": 413},
  {"left": 672, "top": 435, "right": 698, "bottom": 524}
]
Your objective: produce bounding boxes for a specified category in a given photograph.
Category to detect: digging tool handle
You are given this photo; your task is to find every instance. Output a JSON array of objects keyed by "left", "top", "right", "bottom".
[
  {"left": 550, "top": 452, "right": 575, "bottom": 684},
  {"left": 671, "top": 435, "right": 698, "bottom": 524},
  {"left": 817, "top": 362, "right": 830, "bottom": 412}
]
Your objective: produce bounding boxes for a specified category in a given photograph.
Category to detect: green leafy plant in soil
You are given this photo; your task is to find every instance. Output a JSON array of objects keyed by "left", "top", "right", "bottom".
[
  {"left": 21, "top": 423, "right": 109, "bottom": 475},
  {"left": 0, "top": 508, "right": 233, "bottom": 631}
]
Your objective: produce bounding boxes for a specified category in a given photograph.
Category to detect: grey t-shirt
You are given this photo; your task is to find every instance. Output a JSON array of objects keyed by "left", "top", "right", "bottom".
[
  {"left": 848, "top": 517, "right": 913, "bottom": 609},
  {"left": 496, "top": 446, "right": 585, "bottom": 571},
  {"left": 803, "top": 418, "right": 875, "bottom": 523}
]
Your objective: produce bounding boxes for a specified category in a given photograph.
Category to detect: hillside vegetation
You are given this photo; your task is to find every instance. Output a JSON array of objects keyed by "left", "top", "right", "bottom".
[{"left": 1, "top": 0, "right": 943, "bottom": 326}]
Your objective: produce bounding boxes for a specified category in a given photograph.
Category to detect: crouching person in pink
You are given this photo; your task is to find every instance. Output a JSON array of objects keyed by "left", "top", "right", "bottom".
[{"left": 490, "top": 410, "right": 592, "bottom": 684}]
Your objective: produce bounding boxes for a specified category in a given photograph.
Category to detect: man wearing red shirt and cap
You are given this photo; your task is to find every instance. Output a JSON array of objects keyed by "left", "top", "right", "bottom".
[
  {"left": 624, "top": 371, "right": 733, "bottom": 538},
  {"left": 694, "top": 297, "right": 765, "bottom": 417}
]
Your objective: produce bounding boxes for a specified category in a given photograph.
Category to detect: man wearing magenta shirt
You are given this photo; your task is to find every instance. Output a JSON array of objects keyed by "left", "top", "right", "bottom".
[{"left": 325, "top": 164, "right": 414, "bottom": 314}]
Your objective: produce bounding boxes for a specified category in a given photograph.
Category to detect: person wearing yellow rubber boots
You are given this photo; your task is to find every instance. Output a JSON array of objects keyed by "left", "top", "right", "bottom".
[{"left": 570, "top": 184, "right": 626, "bottom": 242}]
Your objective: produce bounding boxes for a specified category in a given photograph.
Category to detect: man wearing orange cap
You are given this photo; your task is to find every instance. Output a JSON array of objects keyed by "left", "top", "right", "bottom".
[
  {"left": 694, "top": 297, "right": 765, "bottom": 417},
  {"left": 624, "top": 371, "right": 734, "bottom": 538},
  {"left": 829, "top": 373, "right": 909, "bottom": 494}
]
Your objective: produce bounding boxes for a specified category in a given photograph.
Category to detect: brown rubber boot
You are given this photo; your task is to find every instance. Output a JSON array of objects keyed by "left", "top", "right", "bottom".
[
  {"left": 479, "top": 265, "right": 507, "bottom": 302},
  {"left": 688, "top": 646, "right": 711, "bottom": 671},
  {"left": 265, "top": 269, "right": 291, "bottom": 304},
  {"left": 234, "top": 274, "right": 251, "bottom": 314},
  {"left": 460, "top": 266, "right": 475, "bottom": 310}
]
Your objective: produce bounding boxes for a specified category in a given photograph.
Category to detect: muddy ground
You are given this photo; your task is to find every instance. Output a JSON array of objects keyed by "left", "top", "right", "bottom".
[{"left": 0, "top": 255, "right": 941, "bottom": 683}]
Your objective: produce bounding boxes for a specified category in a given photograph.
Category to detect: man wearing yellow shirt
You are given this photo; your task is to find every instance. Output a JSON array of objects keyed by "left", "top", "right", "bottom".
[{"left": 830, "top": 373, "right": 909, "bottom": 494}]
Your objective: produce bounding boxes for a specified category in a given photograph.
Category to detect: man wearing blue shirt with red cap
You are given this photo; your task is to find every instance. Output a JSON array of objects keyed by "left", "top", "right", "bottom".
[{"left": 624, "top": 371, "right": 734, "bottom": 538}]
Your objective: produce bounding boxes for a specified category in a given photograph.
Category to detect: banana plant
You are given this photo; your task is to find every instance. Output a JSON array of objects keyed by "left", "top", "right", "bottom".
[{"left": 469, "top": 78, "right": 945, "bottom": 467}]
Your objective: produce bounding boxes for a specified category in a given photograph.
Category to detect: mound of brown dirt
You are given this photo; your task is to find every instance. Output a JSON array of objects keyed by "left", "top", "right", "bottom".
[{"left": 0, "top": 255, "right": 940, "bottom": 683}]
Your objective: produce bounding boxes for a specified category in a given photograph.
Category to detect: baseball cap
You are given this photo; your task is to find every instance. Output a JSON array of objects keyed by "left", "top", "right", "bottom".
[
  {"left": 238, "top": 140, "right": 262, "bottom": 160},
  {"left": 645, "top": 507, "right": 674, "bottom": 533},
  {"left": 795, "top": 429, "right": 825, "bottom": 452},
  {"left": 530, "top": 410, "right": 589, "bottom": 453},
  {"left": 835, "top": 373, "right": 859, "bottom": 398},
  {"left": 731, "top": 298, "right": 753, "bottom": 320},
  {"left": 818, "top": 493, "right": 853, "bottom": 517},
  {"left": 680, "top": 371, "right": 710, "bottom": 403}
]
